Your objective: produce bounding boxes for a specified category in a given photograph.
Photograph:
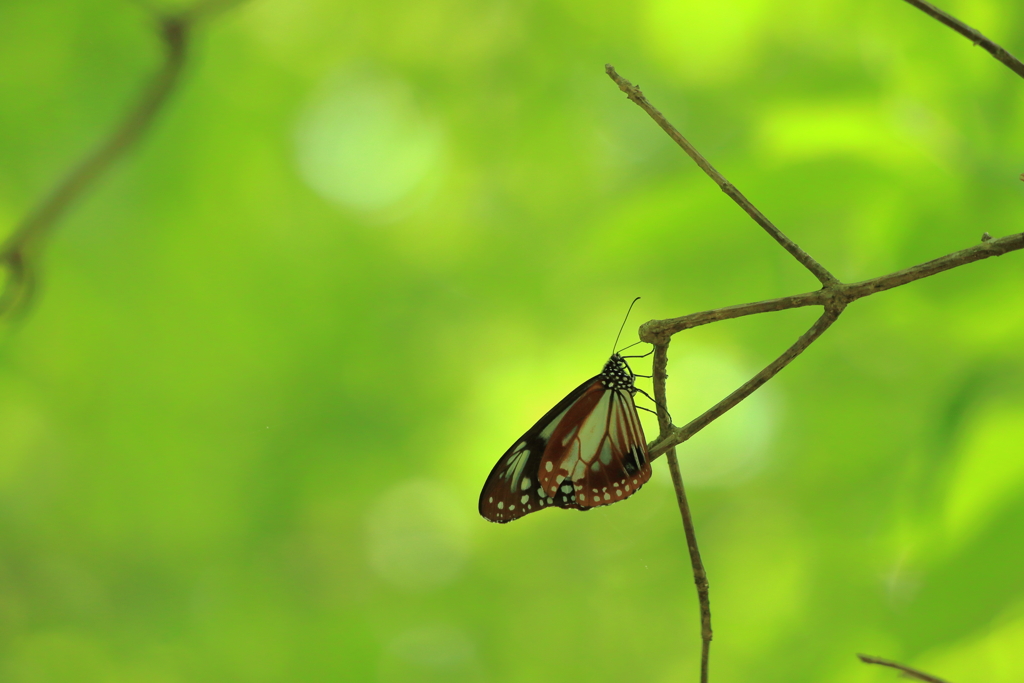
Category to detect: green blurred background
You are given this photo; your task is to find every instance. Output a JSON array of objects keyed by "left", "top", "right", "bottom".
[{"left": 1, "top": 0, "right": 1023, "bottom": 680}]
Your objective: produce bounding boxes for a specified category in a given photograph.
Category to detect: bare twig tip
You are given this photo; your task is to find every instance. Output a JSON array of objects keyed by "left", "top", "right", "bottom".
[{"left": 857, "top": 654, "right": 951, "bottom": 683}]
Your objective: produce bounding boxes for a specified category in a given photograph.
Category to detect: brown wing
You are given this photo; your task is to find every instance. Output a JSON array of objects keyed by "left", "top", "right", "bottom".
[
  {"left": 478, "top": 377, "right": 599, "bottom": 523},
  {"left": 538, "top": 388, "right": 651, "bottom": 508}
]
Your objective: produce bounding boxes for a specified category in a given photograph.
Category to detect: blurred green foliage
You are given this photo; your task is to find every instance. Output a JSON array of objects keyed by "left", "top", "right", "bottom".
[{"left": 1, "top": 0, "right": 1023, "bottom": 681}]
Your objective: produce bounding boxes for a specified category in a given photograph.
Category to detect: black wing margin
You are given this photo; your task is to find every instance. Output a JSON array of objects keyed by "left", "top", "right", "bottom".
[{"left": 478, "top": 375, "right": 599, "bottom": 523}]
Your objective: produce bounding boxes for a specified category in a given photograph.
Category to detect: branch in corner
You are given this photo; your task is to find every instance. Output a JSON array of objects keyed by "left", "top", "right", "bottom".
[
  {"left": 0, "top": 1, "right": 248, "bottom": 321},
  {"left": 858, "top": 654, "right": 952, "bottom": 683},
  {"left": 901, "top": 0, "right": 1024, "bottom": 79}
]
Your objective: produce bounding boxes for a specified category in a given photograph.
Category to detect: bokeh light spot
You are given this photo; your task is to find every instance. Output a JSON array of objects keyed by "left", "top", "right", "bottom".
[{"left": 295, "top": 73, "right": 444, "bottom": 214}]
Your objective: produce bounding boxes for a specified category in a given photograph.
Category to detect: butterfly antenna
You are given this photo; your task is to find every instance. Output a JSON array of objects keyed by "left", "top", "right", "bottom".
[
  {"left": 616, "top": 340, "right": 644, "bottom": 354},
  {"left": 612, "top": 297, "right": 641, "bottom": 356}
]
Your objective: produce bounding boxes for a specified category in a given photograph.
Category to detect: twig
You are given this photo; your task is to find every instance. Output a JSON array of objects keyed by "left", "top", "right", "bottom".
[
  {"left": 639, "top": 230, "right": 1024, "bottom": 345},
  {"left": 901, "top": 0, "right": 1024, "bottom": 79},
  {"left": 640, "top": 291, "right": 824, "bottom": 346},
  {"left": 0, "top": 2, "right": 245, "bottom": 319},
  {"left": 858, "top": 654, "right": 952, "bottom": 683},
  {"left": 605, "top": 64, "right": 838, "bottom": 288},
  {"left": 653, "top": 343, "right": 712, "bottom": 683},
  {"left": 843, "top": 231, "right": 1024, "bottom": 297}
]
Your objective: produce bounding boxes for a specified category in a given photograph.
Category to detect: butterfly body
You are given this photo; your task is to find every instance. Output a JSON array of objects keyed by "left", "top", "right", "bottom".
[{"left": 479, "top": 354, "right": 651, "bottom": 523}]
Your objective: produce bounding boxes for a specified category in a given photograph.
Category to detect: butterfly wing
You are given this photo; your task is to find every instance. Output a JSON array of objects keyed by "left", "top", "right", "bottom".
[
  {"left": 480, "top": 372, "right": 651, "bottom": 523},
  {"left": 539, "top": 387, "right": 651, "bottom": 508},
  {"left": 479, "top": 376, "right": 599, "bottom": 523}
]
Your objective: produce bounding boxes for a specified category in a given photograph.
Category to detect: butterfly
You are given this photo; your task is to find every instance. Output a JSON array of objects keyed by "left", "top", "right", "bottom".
[{"left": 478, "top": 350, "right": 653, "bottom": 523}]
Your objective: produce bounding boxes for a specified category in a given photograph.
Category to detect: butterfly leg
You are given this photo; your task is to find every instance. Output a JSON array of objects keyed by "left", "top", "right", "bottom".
[{"left": 635, "top": 387, "right": 672, "bottom": 422}]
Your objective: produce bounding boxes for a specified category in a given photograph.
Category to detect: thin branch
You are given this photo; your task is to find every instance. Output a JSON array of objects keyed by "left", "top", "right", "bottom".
[
  {"left": 666, "top": 448, "right": 712, "bottom": 681},
  {"left": 639, "top": 230, "right": 1024, "bottom": 345},
  {"left": 843, "top": 231, "right": 1024, "bottom": 298},
  {"left": 640, "top": 291, "right": 825, "bottom": 345},
  {"left": 649, "top": 308, "right": 842, "bottom": 460},
  {"left": 0, "top": 2, "right": 246, "bottom": 319},
  {"left": 605, "top": 64, "right": 838, "bottom": 288},
  {"left": 653, "top": 344, "right": 712, "bottom": 683},
  {"left": 901, "top": 0, "right": 1024, "bottom": 79},
  {"left": 858, "top": 654, "right": 952, "bottom": 683}
]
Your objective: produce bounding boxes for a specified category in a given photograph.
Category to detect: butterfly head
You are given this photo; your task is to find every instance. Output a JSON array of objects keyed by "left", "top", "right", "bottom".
[{"left": 600, "top": 354, "right": 636, "bottom": 393}]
